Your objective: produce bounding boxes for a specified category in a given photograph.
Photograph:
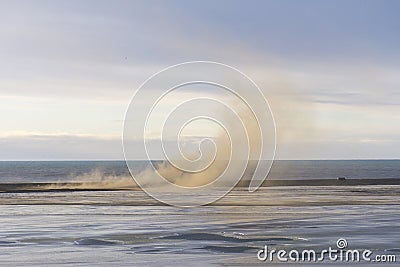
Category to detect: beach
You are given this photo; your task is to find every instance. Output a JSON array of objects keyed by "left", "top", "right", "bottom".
[
  {"left": 0, "top": 185, "right": 399, "bottom": 266},
  {"left": 0, "top": 160, "right": 399, "bottom": 265}
]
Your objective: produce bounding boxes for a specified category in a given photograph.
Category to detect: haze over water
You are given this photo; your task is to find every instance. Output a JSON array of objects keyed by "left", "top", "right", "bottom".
[{"left": 1, "top": 0, "right": 400, "bottom": 265}]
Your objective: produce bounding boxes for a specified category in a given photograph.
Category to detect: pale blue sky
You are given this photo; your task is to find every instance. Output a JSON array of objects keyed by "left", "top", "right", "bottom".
[{"left": 0, "top": 0, "right": 399, "bottom": 160}]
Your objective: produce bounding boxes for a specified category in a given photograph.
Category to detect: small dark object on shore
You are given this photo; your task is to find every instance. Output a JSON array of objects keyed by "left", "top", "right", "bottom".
[{"left": 337, "top": 177, "right": 346, "bottom": 181}]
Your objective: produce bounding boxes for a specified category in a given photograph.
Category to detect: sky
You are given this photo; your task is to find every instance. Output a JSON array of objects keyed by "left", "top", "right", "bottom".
[{"left": 0, "top": 0, "right": 399, "bottom": 160}]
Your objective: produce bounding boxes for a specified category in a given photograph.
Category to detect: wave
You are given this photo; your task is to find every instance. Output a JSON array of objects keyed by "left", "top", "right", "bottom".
[{"left": 159, "top": 232, "right": 295, "bottom": 243}]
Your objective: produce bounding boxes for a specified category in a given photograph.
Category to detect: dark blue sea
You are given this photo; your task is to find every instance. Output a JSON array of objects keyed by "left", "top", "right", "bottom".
[{"left": 0, "top": 160, "right": 399, "bottom": 183}]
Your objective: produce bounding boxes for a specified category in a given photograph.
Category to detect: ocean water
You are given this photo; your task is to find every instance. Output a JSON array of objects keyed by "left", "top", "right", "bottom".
[
  {"left": 0, "top": 160, "right": 399, "bottom": 266},
  {"left": 1, "top": 160, "right": 400, "bottom": 183}
]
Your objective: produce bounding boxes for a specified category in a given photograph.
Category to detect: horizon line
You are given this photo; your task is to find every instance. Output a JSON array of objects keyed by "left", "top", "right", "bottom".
[{"left": 0, "top": 158, "right": 399, "bottom": 162}]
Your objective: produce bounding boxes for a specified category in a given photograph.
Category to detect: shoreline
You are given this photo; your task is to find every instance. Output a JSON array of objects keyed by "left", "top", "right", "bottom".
[{"left": 0, "top": 178, "right": 399, "bottom": 193}]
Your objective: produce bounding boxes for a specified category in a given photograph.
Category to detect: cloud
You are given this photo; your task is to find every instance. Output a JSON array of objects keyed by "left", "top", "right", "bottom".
[
  {"left": 0, "top": 133, "right": 219, "bottom": 160},
  {"left": 0, "top": 1, "right": 399, "bottom": 159},
  {"left": 0, "top": 134, "right": 123, "bottom": 160}
]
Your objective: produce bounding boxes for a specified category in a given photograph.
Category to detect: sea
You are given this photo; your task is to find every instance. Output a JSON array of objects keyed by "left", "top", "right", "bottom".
[{"left": 0, "top": 160, "right": 399, "bottom": 266}]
